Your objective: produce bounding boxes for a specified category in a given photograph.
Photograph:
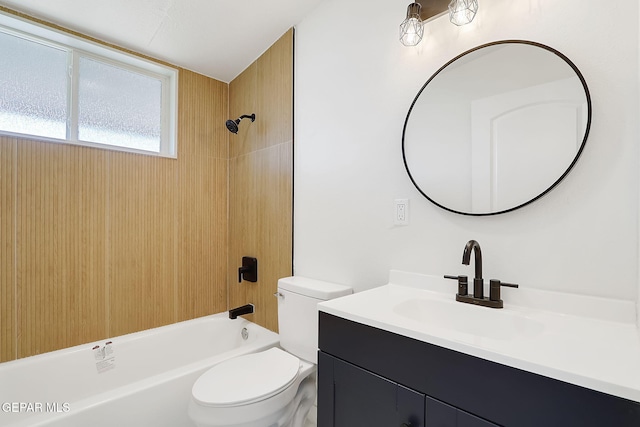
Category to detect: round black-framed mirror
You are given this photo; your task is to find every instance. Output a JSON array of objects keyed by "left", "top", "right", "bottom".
[{"left": 402, "top": 40, "right": 592, "bottom": 216}]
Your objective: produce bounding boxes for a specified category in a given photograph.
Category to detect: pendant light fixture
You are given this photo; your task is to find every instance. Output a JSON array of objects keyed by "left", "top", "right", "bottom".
[
  {"left": 448, "top": 0, "right": 478, "bottom": 26},
  {"left": 399, "top": 2, "right": 424, "bottom": 47}
]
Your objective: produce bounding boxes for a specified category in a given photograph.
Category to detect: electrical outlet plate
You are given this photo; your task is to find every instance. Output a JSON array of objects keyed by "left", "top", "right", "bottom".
[{"left": 394, "top": 199, "right": 409, "bottom": 225}]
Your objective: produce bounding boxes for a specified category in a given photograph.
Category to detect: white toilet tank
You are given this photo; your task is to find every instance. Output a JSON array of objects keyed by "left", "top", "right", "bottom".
[{"left": 277, "top": 276, "right": 352, "bottom": 364}]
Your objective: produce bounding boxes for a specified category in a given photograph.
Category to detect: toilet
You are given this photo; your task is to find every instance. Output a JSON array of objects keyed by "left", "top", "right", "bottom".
[{"left": 188, "top": 276, "right": 352, "bottom": 427}]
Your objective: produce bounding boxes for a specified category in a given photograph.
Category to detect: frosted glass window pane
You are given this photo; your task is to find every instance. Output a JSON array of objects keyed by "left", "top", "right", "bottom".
[
  {"left": 0, "top": 31, "right": 68, "bottom": 139},
  {"left": 78, "top": 57, "right": 162, "bottom": 152}
]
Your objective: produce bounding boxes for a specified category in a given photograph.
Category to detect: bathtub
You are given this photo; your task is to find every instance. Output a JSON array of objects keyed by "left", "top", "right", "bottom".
[{"left": 0, "top": 313, "right": 279, "bottom": 427}]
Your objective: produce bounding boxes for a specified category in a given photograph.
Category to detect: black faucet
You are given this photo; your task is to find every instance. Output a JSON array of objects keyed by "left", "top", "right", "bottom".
[
  {"left": 462, "top": 239, "right": 484, "bottom": 299},
  {"left": 445, "top": 240, "right": 519, "bottom": 309},
  {"left": 229, "top": 304, "right": 254, "bottom": 319}
]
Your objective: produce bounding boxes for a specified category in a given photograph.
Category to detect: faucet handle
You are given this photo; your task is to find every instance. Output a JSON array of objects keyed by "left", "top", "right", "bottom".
[
  {"left": 444, "top": 274, "right": 468, "bottom": 296},
  {"left": 489, "top": 279, "right": 519, "bottom": 302}
]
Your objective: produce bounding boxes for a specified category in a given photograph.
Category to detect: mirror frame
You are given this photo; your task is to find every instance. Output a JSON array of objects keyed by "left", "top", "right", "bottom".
[{"left": 401, "top": 40, "right": 592, "bottom": 216}]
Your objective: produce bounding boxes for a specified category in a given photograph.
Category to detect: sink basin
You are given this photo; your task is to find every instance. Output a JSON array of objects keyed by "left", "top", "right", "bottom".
[{"left": 393, "top": 297, "right": 545, "bottom": 341}]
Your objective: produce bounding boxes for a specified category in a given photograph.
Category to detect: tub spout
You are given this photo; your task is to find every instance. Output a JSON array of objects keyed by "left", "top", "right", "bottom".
[{"left": 229, "top": 304, "right": 254, "bottom": 319}]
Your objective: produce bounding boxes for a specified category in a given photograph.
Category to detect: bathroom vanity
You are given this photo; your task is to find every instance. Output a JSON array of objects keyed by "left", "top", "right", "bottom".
[{"left": 317, "top": 271, "right": 640, "bottom": 427}]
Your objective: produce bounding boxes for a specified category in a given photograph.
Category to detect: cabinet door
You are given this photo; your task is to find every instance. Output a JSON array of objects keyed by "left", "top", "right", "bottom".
[
  {"left": 426, "top": 397, "right": 499, "bottom": 427},
  {"left": 319, "top": 352, "right": 425, "bottom": 427},
  {"left": 457, "top": 411, "right": 498, "bottom": 427},
  {"left": 426, "top": 397, "right": 457, "bottom": 427}
]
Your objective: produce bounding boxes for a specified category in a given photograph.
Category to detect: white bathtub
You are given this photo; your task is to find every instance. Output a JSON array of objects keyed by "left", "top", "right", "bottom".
[{"left": 0, "top": 313, "right": 279, "bottom": 427}]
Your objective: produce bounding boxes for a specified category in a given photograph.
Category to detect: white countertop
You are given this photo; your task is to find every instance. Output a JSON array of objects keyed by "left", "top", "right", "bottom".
[{"left": 318, "top": 270, "right": 640, "bottom": 403}]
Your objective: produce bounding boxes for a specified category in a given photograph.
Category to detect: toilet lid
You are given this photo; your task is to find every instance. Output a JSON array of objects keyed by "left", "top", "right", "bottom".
[{"left": 192, "top": 347, "right": 300, "bottom": 407}]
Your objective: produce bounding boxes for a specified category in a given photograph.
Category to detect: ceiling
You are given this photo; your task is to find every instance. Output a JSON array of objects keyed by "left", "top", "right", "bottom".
[{"left": 0, "top": 0, "right": 325, "bottom": 83}]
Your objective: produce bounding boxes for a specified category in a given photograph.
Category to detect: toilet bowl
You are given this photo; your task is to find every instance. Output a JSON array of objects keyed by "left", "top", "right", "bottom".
[
  {"left": 188, "top": 348, "right": 316, "bottom": 427},
  {"left": 188, "top": 276, "right": 352, "bottom": 427}
]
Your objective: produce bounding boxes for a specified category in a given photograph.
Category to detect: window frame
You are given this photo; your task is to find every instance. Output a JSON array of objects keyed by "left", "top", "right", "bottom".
[{"left": 0, "top": 11, "right": 178, "bottom": 158}]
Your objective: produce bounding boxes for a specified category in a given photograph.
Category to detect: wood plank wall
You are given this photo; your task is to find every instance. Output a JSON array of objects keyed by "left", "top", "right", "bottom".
[
  {"left": 228, "top": 29, "right": 294, "bottom": 332},
  {"left": 0, "top": 8, "right": 293, "bottom": 362},
  {"left": 0, "top": 69, "right": 229, "bottom": 362},
  {"left": 0, "top": 136, "right": 16, "bottom": 362}
]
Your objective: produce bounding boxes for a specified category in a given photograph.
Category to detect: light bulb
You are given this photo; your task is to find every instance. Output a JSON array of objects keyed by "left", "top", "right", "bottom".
[
  {"left": 448, "top": 0, "right": 478, "bottom": 26},
  {"left": 399, "top": 3, "right": 424, "bottom": 47}
]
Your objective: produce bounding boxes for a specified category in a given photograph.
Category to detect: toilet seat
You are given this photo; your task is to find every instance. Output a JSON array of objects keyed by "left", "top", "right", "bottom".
[{"left": 192, "top": 348, "right": 300, "bottom": 408}]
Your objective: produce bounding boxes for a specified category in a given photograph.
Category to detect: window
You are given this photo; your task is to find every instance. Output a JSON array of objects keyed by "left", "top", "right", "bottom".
[
  {"left": 0, "top": 12, "right": 177, "bottom": 157},
  {"left": 0, "top": 30, "right": 68, "bottom": 140}
]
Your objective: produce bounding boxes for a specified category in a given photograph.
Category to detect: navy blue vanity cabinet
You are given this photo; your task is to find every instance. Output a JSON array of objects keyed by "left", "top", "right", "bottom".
[
  {"left": 319, "top": 350, "right": 499, "bottom": 427},
  {"left": 318, "top": 312, "right": 640, "bottom": 427},
  {"left": 319, "top": 352, "right": 425, "bottom": 426},
  {"left": 425, "top": 397, "right": 498, "bottom": 427}
]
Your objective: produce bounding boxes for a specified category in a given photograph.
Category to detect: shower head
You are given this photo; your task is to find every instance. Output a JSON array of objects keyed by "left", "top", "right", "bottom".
[
  {"left": 225, "top": 113, "right": 255, "bottom": 134},
  {"left": 225, "top": 119, "right": 239, "bottom": 134}
]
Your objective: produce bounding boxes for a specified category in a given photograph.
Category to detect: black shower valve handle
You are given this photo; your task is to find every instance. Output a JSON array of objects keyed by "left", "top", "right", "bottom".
[
  {"left": 238, "top": 266, "right": 250, "bottom": 283},
  {"left": 238, "top": 256, "right": 258, "bottom": 283}
]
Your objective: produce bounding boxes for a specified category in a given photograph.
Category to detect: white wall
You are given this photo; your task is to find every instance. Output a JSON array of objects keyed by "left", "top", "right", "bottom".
[{"left": 293, "top": 0, "right": 639, "bottom": 304}]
